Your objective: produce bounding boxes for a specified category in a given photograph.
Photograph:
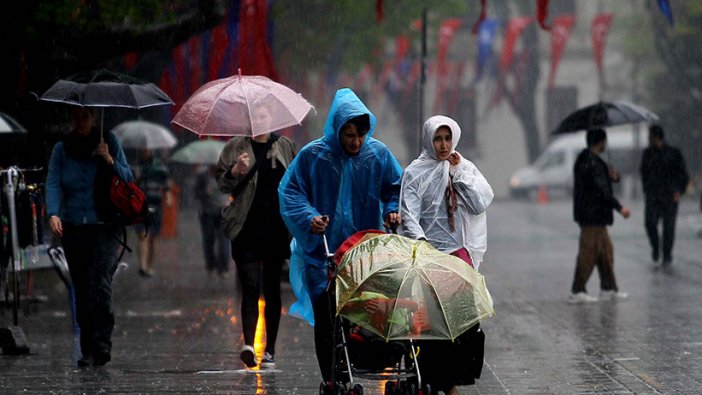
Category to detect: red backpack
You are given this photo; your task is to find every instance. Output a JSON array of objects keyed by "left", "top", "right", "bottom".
[{"left": 109, "top": 175, "right": 147, "bottom": 225}]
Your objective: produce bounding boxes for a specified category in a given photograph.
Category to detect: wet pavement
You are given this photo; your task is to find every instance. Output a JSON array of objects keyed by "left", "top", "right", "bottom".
[{"left": 2, "top": 197, "right": 702, "bottom": 394}]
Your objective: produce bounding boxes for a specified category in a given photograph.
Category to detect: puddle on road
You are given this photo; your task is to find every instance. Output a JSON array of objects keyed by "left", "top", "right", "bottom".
[
  {"left": 196, "top": 369, "right": 282, "bottom": 374},
  {"left": 125, "top": 309, "right": 183, "bottom": 317}
]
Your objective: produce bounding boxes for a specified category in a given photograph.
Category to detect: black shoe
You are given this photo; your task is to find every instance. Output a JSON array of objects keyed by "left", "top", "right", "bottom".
[
  {"left": 662, "top": 257, "right": 672, "bottom": 266},
  {"left": 652, "top": 249, "right": 659, "bottom": 262},
  {"left": 77, "top": 355, "right": 93, "bottom": 367},
  {"left": 93, "top": 349, "right": 111, "bottom": 366}
]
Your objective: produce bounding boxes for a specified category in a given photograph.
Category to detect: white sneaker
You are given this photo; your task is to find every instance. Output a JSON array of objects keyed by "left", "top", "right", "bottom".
[
  {"left": 240, "top": 345, "right": 257, "bottom": 368},
  {"left": 568, "top": 292, "right": 598, "bottom": 304},
  {"left": 599, "top": 290, "right": 628, "bottom": 301}
]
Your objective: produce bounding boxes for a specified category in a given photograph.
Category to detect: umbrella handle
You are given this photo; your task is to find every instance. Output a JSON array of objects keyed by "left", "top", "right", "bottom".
[{"left": 100, "top": 108, "right": 105, "bottom": 143}]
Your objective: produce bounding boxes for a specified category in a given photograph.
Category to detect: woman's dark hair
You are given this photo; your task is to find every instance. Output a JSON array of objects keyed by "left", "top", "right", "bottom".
[
  {"left": 586, "top": 128, "right": 607, "bottom": 147},
  {"left": 344, "top": 114, "right": 370, "bottom": 135}
]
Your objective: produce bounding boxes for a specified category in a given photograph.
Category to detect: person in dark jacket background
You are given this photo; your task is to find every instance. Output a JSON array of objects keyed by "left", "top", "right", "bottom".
[
  {"left": 639, "top": 125, "right": 689, "bottom": 266},
  {"left": 569, "top": 128, "right": 631, "bottom": 304}
]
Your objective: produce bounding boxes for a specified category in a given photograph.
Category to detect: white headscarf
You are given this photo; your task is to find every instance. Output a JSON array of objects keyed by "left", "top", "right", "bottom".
[{"left": 399, "top": 115, "right": 494, "bottom": 269}]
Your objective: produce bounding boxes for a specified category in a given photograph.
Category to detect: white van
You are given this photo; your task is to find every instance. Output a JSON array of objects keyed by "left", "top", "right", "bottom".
[{"left": 508, "top": 127, "right": 647, "bottom": 199}]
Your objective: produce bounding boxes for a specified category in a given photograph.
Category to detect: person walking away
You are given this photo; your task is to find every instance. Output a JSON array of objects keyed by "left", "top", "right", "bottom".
[
  {"left": 45, "top": 106, "right": 133, "bottom": 366},
  {"left": 639, "top": 124, "right": 689, "bottom": 266},
  {"left": 399, "top": 115, "right": 493, "bottom": 393},
  {"left": 133, "top": 148, "right": 171, "bottom": 277},
  {"left": 215, "top": 104, "right": 296, "bottom": 369},
  {"left": 278, "top": 88, "right": 402, "bottom": 391},
  {"left": 569, "top": 128, "right": 631, "bottom": 304},
  {"left": 194, "top": 164, "right": 230, "bottom": 277}
]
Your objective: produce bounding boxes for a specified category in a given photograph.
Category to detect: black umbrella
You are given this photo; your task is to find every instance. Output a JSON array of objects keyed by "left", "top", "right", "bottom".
[
  {"left": 39, "top": 69, "right": 173, "bottom": 139},
  {"left": 40, "top": 69, "right": 173, "bottom": 109},
  {"left": 552, "top": 100, "right": 658, "bottom": 134}
]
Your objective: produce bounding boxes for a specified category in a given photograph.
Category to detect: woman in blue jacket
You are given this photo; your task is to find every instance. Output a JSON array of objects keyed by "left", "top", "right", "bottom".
[{"left": 45, "top": 106, "right": 133, "bottom": 367}]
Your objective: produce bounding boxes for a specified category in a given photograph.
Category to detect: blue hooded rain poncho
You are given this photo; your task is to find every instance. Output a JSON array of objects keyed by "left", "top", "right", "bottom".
[{"left": 278, "top": 88, "right": 402, "bottom": 325}]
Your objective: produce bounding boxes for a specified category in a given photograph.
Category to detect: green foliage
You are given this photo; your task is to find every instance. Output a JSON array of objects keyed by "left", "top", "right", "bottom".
[
  {"left": 271, "top": 1, "right": 472, "bottom": 74},
  {"left": 32, "top": 0, "right": 185, "bottom": 32}
]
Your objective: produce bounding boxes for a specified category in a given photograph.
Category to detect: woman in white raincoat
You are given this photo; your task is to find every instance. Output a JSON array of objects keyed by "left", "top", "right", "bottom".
[
  {"left": 399, "top": 115, "right": 493, "bottom": 393},
  {"left": 400, "top": 115, "right": 493, "bottom": 268}
]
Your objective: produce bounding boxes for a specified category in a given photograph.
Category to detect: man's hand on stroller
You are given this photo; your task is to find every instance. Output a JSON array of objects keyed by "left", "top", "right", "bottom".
[
  {"left": 383, "top": 212, "right": 401, "bottom": 231},
  {"left": 310, "top": 215, "right": 330, "bottom": 234}
]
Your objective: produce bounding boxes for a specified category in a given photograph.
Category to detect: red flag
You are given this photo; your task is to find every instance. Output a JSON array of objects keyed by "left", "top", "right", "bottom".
[
  {"left": 547, "top": 15, "right": 575, "bottom": 88},
  {"left": 536, "top": 0, "right": 551, "bottom": 31},
  {"left": 395, "top": 35, "right": 410, "bottom": 63},
  {"left": 500, "top": 16, "right": 533, "bottom": 70},
  {"left": 237, "top": 0, "right": 278, "bottom": 80},
  {"left": 187, "top": 36, "right": 202, "bottom": 95},
  {"left": 471, "top": 0, "right": 487, "bottom": 35},
  {"left": 592, "top": 13, "right": 613, "bottom": 88},
  {"left": 123, "top": 53, "right": 138, "bottom": 71},
  {"left": 208, "top": 23, "right": 230, "bottom": 81},
  {"left": 376, "top": 0, "right": 383, "bottom": 23},
  {"left": 437, "top": 18, "right": 463, "bottom": 77},
  {"left": 434, "top": 18, "right": 463, "bottom": 113}
]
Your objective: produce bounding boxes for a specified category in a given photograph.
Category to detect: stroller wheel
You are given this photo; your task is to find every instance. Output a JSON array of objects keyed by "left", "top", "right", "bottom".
[
  {"left": 319, "top": 381, "right": 346, "bottom": 395},
  {"left": 348, "top": 383, "right": 363, "bottom": 395},
  {"left": 418, "top": 383, "right": 431, "bottom": 395},
  {"left": 384, "top": 381, "right": 397, "bottom": 395},
  {"left": 406, "top": 382, "right": 416, "bottom": 395},
  {"left": 398, "top": 381, "right": 408, "bottom": 394}
]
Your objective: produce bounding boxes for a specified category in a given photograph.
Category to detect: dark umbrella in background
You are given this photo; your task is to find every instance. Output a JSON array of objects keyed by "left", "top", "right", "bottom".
[
  {"left": 0, "top": 111, "right": 27, "bottom": 134},
  {"left": 0, "top": 112, "right": 28, "bottom": 168},
  {"left": 39, "top": 69, "right": 173, "bottom": 139},
  {"left": 551, "top": 100, "right": 658, "bottom": 185},
  {"left": 551, "top": 100, "right": 659, "bottom": 135}
]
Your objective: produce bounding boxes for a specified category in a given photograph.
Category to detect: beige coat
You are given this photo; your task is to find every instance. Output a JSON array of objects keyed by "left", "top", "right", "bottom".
[{"left": 215, "top": 135, "right": 296, "bottom": 240}]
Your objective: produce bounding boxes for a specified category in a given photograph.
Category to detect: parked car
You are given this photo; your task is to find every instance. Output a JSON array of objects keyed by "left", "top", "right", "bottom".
[{"left": 509, "top": 127, "right": 647, "bottom": 199}]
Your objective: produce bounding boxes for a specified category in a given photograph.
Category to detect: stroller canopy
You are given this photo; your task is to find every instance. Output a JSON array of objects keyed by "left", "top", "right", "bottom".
[{"left": 335, "top": 231, "right": 494, "bottom": 341}]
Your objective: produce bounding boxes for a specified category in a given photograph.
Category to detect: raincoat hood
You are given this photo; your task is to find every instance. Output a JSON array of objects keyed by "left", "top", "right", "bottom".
[
  {"left": 400, "top": 115, "right": 493, "bottom": 269},
  {"left": 322, "top": 88, "right": 377, "bottom": 155},
  {"left": 421, "top": 115, "right": 461, "bottom": 160}
]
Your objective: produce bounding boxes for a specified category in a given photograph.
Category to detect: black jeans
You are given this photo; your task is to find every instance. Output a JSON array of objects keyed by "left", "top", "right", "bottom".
[
  {"left": 644, "top": 199, "right": 678, "bottom": 261},
  {"left": 62, "top": 223, "right": 120, "bottom": 357}
]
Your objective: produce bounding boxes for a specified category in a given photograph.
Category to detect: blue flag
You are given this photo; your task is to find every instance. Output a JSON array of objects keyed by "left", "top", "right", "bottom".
[
  {"left": 474, "top": 18, "right": 499, "bottom": 84},
  {"left": 657, "top": 0, "right": 674, "bottom": 27}
]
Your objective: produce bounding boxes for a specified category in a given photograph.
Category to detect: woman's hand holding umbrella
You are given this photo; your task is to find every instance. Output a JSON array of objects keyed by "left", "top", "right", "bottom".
[
  {"left": 230, "top": 153, "right": 250, "bottom": 177},
  {"left": 94, "top": 142, "right": 114, "bottom": 166}
]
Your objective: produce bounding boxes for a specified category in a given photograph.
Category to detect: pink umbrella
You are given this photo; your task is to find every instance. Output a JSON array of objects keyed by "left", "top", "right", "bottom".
[{"left": 171, "top": 73, "right": 314, "bottom": 137}]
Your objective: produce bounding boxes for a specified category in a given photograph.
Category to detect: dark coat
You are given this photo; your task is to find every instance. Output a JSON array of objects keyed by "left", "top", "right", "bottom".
[
  {"left": 639, "top": 144, "right": 688, "bottom": 203},
  {"left": 573, "top": 149, "right": 622, "bottom": 226}
]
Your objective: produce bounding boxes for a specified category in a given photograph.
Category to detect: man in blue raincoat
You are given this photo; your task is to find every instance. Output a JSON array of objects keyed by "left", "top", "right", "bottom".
[{"left": 278, "top": 88, "right": 402, "bottom": 386}]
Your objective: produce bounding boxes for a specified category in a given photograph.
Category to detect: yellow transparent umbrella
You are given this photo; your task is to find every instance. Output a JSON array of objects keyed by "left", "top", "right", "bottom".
[{"left": 335, "top": 233, "right": 494, "bottom": 341}]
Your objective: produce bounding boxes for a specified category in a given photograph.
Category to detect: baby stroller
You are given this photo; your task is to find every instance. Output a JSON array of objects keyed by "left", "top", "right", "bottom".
[{"left": 319, "top": 230, "right": 495, "bottom": 395}]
